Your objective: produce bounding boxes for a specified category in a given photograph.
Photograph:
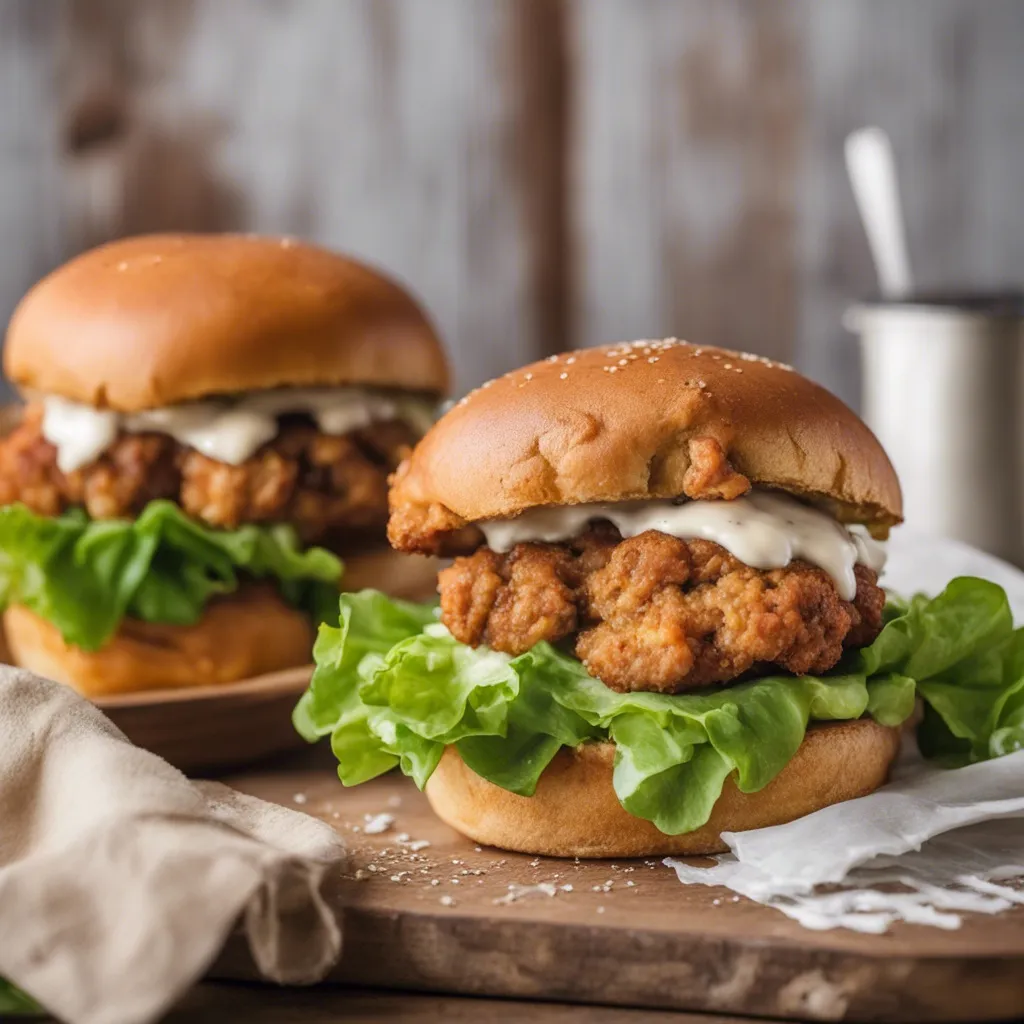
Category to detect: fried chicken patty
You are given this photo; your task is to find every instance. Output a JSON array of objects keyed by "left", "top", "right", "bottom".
[
  {"left": 0, "top": 405, "right": 417, "bottom": 544},
  {"left": 438, "top": 526, "right": 885, "bottom": 694}
]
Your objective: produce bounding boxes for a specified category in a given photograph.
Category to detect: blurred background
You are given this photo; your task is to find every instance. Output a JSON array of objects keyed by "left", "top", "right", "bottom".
[{"left": 1, "top": 0, "right": 1022, "bottom": 408}]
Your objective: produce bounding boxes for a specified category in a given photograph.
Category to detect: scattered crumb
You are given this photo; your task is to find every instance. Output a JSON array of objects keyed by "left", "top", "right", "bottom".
[
  {"left": 363, "top": 813, "right": 394, "bottom": 835},
  {"left": 597, "top": 906, "right": 606, "bottom": 914},
  {"left": 292, "top": 793, "right": 308, "bottom": 805},
  {"left": 494, "top": 882, "right": 558, "bottom": 906},
  {"left": 474, "top": 846, "right": 482, "bottom": 853},
  {"left": 354, "top": 869, "right": 369, "bottom": 881},
  {"left": 440, "top": 895, "right": 456, "bottom": 907},
  {"left": 626, "top": 880, "right": 635, "bottom": 888},
  {"left": 530, "top": 859, "right": 541, "bottom": 868},
  {"left": 713, "top": 899, "right": 721, "bottom": 906},
  {"left": 561, "top": 884, "right": 574, "bottom": 893},
  {"left": 430, "top": 879, "right": 440, "bottom": 887}
]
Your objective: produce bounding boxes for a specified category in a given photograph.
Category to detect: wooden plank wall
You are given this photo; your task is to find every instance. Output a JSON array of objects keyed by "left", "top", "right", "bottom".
[{"left": 0, "top": 0, "right": 1022, "bottom": 405}]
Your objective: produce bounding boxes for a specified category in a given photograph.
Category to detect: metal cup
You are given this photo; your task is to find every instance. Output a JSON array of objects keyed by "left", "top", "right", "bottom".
[{"left": 846, "top": 294, "right": 1024, "bottom": 565}]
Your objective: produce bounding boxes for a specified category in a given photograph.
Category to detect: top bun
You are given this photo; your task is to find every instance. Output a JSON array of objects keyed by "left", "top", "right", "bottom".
[
  {"left": 5, "top": 233, "right": 448, "bottom": 411},
  {"left": 389, "top": 339, "right": 902, "bottom": 552}
]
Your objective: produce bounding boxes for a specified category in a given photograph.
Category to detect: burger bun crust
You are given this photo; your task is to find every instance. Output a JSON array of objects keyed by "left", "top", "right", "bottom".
[
  {"left": 3, "top": 584, "right": 314, "bottom": 697},
  {"left": 425, "top": 718, "right": 901, "bottom": 858},
  {"left": 5, "top": 233, "right": 448, "bottom": 410},
  {"left": 390, "top": 341, "right": 901, "bottom": 553}
]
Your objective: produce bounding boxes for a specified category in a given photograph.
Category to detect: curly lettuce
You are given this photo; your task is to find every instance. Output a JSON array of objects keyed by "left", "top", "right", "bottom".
[
  {"left": 0, "top": 500, "right": 343, "bottom": 650},
  {"left": 295, "top": 578, "right": 1024, "bottom": 836}
]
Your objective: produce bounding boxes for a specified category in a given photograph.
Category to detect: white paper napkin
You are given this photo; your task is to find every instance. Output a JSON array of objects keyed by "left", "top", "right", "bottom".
[{"left": 668, "top": 532, "right": 1024, "bottom": 933}]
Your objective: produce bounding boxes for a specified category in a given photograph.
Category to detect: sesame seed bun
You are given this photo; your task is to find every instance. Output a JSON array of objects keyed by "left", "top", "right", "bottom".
[
  {"left": 5, "top": 234, "right": 448, "bottom": 411},
  {"left": 389, "top": 341, "right": 901, "bottom": 554},
  {"left": 425, "top": 719, "right": 902, "bottom": 858}
]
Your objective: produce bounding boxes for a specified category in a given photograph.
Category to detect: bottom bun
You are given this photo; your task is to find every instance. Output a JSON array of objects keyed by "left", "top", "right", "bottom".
[
  {"left": 4, "top": 583, "right": 315, "bottom": 698},
  {"left": 425, "top": 719, "right": 901, "bottom": 858}
]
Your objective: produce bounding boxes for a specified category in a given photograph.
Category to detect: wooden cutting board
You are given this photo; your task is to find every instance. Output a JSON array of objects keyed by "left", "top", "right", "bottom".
[{"left": 216, "top": 761, "right": 1024, "bottom": 1023}]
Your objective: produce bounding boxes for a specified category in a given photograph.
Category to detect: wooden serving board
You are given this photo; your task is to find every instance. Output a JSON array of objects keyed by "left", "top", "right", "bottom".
[{"left": 216, "top": 762, "right": 1024, "bottom": 1023}]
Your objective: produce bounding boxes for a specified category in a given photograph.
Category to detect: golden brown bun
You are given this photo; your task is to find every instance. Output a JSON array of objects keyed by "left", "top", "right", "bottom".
[
  {"left": 3, "top": 584, "right": 314, "bottom": 697},
  {"left": 390, "top": 341, "right": 901, "bottom": 553},
  {"left": 425, "top": 719, "right": 901, "bottom": 858},
  {"left": 5, "top": 233, "right": 448, "bottom": 410}
]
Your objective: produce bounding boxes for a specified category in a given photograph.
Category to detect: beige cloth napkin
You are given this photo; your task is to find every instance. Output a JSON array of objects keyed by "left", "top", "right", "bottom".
[{"left": 0, "top": 666, "right": 346, "bottom": 1024}]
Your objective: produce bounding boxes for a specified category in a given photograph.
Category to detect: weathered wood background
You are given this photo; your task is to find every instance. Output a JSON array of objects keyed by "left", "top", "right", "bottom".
[{"left": 1, "top": 0, "right": 1022, "bottom": 404}]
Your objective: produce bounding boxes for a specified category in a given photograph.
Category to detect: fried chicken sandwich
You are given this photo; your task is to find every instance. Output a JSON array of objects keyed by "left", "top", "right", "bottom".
[
  {"left": 297, "top": 340, "right": 1024, "bottom": 857},
  {"left": 0, "top": 234, "right": 447, "bottom": 696}
]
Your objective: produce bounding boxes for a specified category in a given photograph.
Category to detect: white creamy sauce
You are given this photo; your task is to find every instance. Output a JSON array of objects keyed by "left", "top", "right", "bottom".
[
  {"left": 478, "top": 490, "right": 886, "bottom": 601},
  {"left": 41, "top": 388, "right": 436, "bottom": 473},
  {"left": 41, "top": 397, "right": 120, "bottom": 475}
]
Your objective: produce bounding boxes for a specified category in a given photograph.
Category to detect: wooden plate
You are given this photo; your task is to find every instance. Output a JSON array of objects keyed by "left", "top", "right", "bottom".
[{"left": 93, "top": 665, "right": 315, "bottom": 776}]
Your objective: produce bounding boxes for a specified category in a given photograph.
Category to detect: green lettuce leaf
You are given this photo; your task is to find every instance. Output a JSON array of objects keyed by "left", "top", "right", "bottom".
[
  {"left": 297, "top": 577, "right": 1024, "bottom": 836},
  {"left": 0, "top": 979, "right": 42, "bottom": 1016},
  {"left": 0, "top": 500, "right": 343, "bottom": 650}
]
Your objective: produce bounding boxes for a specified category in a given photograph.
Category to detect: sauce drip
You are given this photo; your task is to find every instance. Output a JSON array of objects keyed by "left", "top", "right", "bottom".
[
  {"left": 478, "top": 490, "right": 886, "bottom": 601},
  {"left": 41, "top": 388, "right": 437, "bottom": 473}
]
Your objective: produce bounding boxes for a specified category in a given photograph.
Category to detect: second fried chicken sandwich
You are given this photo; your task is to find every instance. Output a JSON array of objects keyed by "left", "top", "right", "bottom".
[
  {"left": 0, "top": 233, "right": 447, "bottom": 695},
  {"left": 298, "top": 340, "right": 1021, "bottom": 857}
]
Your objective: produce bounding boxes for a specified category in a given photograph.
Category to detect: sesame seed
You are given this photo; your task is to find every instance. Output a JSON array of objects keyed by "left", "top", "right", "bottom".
[
  {"left": 546, "top": 354, "right": 559, "bottom": 362},
  {"left": 566, "top": 356, "right": 576, "bottom": 364},
  {"left": 524, "top": 373, "right": 533, "bottom": 381},
  {"left": 648, "top": 357, "right": 659, "bottom": 364},
  {"left": 697, "top": 379, "right": 707, "bottom": 388},
  {"left": 656, "top": 378, "right": 665, "bottom": 384},
  {"left": 618, "top": 359, "right": 629, "bottom": 366},
  {"left": 560, "top": 372, "right": 568, "bottom": 380},
  {"left": 608, "top": 366, "right": 618, "bottom": 373},
  {"left": 723, "top": 363, "right": 733, "bottom": 370}
]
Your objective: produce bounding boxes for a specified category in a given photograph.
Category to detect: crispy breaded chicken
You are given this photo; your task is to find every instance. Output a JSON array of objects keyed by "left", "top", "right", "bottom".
[
  {"left": 438, "top": 527, "right": 885, "bottom": 694},
  {"left": 0, "top": 405, "right": 417, "bottom": 544}
]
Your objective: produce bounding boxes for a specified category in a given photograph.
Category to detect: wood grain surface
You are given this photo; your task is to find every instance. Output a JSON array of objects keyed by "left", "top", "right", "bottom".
[
  {"left": 3, "top": 1, "right": 1024, "bottom": 405},
  {"left": 216, "top": 763, "right": 1024, "bottom": 1023},
  {"left": 164, "top": 984, "right": 761, "bottom": 1023}
]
